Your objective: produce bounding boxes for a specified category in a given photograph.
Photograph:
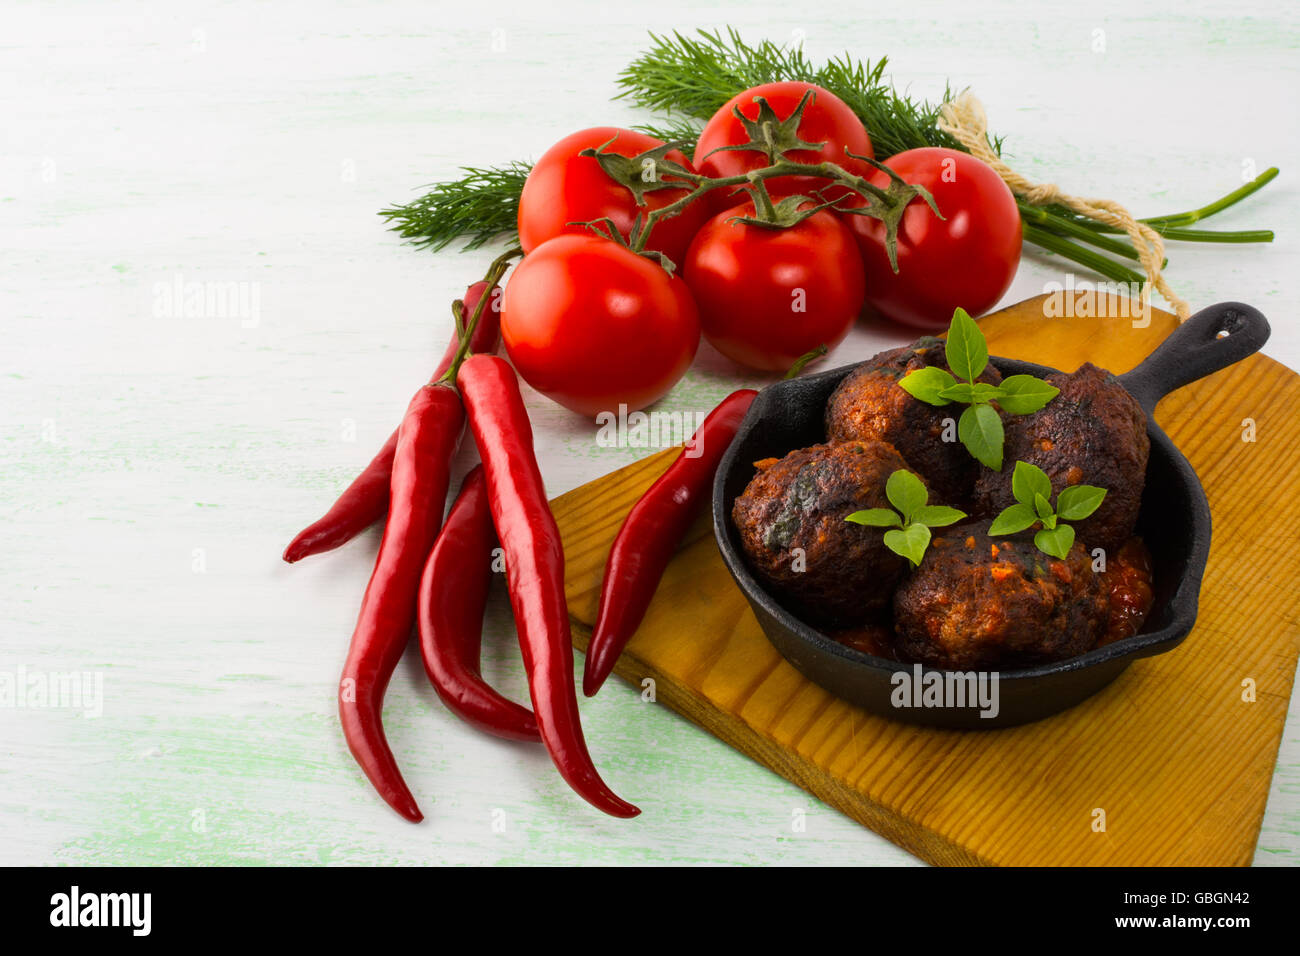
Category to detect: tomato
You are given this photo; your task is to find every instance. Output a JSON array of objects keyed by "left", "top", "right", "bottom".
[
  {"left": 501, "top": 234, "right": 700, "bottom": 417},
  {"left": 694, "top": 81, "right": 874, "bottom": 213},
  {"left": 848, "top": 147, "right": 1022, "bottom": 331},
  {"left": 517, "top": 127, "right": 709, "bottom": 268},
  {"left": 682, "top": 204, "right": 864, "bottom": 372}
]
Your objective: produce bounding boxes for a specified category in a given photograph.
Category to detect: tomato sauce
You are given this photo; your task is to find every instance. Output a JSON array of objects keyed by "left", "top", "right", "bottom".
[
  {"left": 829, "top": 623, "right": 899, "bottom": 660},
  {"left": 1098, "top": 537, "right": 1155, "bottom": 645}
]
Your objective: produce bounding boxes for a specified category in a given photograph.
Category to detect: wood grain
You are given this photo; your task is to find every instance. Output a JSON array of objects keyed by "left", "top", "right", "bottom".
[{"left": 553, "top": 293, "right": 1300, "bottom": 866}]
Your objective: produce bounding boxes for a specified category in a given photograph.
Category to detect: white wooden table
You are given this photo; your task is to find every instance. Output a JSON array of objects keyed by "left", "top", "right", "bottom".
[{"left": 3, "top": 0, "right": 1296, "bottom": 865}]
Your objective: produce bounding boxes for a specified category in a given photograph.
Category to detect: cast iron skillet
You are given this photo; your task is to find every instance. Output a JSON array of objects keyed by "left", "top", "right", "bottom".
[{"left": 713, "top": 301, "right": 1270, "bottom": 729}]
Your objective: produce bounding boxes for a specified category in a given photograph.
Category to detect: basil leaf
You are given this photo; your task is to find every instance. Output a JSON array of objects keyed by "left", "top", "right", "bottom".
[
  {"left": 1012, "top": 461, "right": 1053, "bottom": 508},
  {"left": 958, "top": 403, "right": 1004, "bottom": 470},
  {"left": 1034, "top": 524, "right": 1075, "bottom": 560},
  {"left": 939, "top": 381, "right": 1005, "bottom": 405},
  {"left": 968, "top": 382, "right": 1005, "bottom": 404},
  {"left": 898, "top": 366, "right": 956, "bottom": 406},
  {"left": 884, "top": 523, "right": 932, "bottom": 568},
  {"left": 1056, "top": 484, "right": 1108, "bottom": 521},
  {"left": 987, "top": 502, "right": 1038, "bottom": 536},
  {"left": 885, "top": 469, "right": 928, "bottom": 522},
  {"left": 938, "top": 382, "right": 975, "bottom": 403},
  {"left": 996, "top": 374, "right": 1060, "bottom": 415},
  {"left": 913, "top": 505, "right": 966, "bottom": 528},
  {"left": 1034, "top": 492, "right": 1054, "bottom": 520},
  {"left": 845, "top": 508, "right": 902, "bottom": 528},
  {"left": 944, "top": 307, "right": 988, "bottom": 384}
]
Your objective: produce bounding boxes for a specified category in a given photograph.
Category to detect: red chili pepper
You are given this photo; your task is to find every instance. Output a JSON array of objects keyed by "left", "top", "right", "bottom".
[
  {"left": 339, "top": 382, "right": 464, "bottom": 822},
  {"left": 583, "top": 389, "right": 758, "bottom": 696},
  {"left": 283, "top": 281, "right": 499, "bottom": 563},
  {"left": 457, "top": 354, "right": 639, "bottom": 819},
  {"left": 418, "top": 465, "right": 541, "bottom": 742}
]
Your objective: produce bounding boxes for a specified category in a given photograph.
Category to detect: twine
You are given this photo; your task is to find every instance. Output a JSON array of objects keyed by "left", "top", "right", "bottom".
[{"left": 937, "top": 91, "right": 1191, "bottom": 321}]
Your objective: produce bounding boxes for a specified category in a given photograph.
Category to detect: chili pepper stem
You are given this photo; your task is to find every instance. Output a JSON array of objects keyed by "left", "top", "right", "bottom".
[
  {"left": 440, "top": 246, "right": 520, "bottom": 383},
  {"left": 784, "top": 344, "right": 829, "bottom": 379}
]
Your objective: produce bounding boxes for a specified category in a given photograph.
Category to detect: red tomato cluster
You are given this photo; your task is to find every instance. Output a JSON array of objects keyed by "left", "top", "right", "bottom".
[
  {"left": 504, "top": 82, "right": 1022, "bottom": 417},
  {"left": 693, "top": 81, "right": 876, "bottom": 212}
]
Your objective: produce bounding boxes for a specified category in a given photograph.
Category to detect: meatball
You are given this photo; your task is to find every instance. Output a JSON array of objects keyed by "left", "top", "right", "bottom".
[
  {"left": 825, "top": 337, "right": 1003, "bottom": 506},
  {"left": 731, "top": 440, "right": 910, "bottom": 627},
  {"left": 972, "top": 362, "right": 1148, "bottom": 554},
  {"left": 893, "top": 524, "right": 1109, "bottom": 670}
]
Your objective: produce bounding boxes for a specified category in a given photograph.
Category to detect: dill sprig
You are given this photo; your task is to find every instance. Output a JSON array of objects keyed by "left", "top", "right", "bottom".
[
  {"left": 378, "top": 162, "right": 530, "bottom": 251},
  {"left": 614, "top": 28, "right": 998, "bottom": 160}
]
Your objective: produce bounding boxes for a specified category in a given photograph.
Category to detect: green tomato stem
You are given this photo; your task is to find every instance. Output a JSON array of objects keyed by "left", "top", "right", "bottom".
[
  {"left": 626, "top": 155, "right": 910, "bottom": 254},
  {"left": 751, "top": 178, "right": 778, "bottom": 220}
]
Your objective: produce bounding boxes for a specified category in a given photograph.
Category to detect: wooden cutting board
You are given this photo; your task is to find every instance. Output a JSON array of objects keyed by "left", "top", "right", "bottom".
[{"left": 551, "top": 292, "right": 1300, "bottom": 867}]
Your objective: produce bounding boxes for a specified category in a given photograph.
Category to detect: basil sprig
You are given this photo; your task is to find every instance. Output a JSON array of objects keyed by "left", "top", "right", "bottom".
[
  {"left": 898, "top": 308, "right": 1060, "bottom": 471},
  {"left": 846, "top": 469, "right": 965, "bottom": 568},
  {"left": 987, "top": 461, "right": 1108, "bottom": 560}
]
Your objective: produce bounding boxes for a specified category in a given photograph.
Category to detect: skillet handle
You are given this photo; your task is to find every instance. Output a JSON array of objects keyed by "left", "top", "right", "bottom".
[{"left": 1117, "top": 301, "right": 1270, "bottom": 415}]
